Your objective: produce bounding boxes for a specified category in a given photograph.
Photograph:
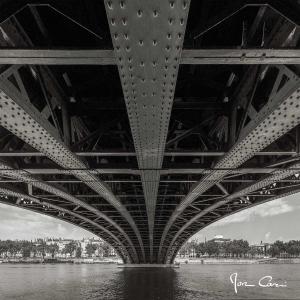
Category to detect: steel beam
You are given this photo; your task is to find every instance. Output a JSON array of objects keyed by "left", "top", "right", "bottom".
[
  {"left": 158, "top": 65, "right": 300, "bottom": 262},
  {"left": 105, "top": 0, "right": 190, "bottom": 262},
  {"left": 2, "top": 166, "right": 300, "bottom": 176},
  {"left": 0, "top": 48, "right": 300, "bottom": 65},
  {"left": 1, "top": 179, "right": 300, "bottom": 184},
  {"left": 0, "top": 69, "right": 145, "bottom": 262},
  {"left": 0, "top": 187, "right": 131, "bottom": 263},
  {"left": 0, "top": 49, "right": 115, "bottom": 65},
  {"left": 0, "top": 150, "right": 295, "bottom": 157},
  {"left": 181, "top": 49, "right": 300, "bottom": 65}
]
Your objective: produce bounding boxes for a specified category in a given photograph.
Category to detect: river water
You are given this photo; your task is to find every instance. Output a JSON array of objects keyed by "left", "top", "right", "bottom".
[{"left": 0, "top": 264, "right": 299, "bottom": 299}]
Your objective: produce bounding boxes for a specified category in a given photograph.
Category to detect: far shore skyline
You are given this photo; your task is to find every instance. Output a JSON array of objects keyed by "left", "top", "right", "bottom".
[{"left": 0, "top": 235, "right": 296, "bottom": 246}]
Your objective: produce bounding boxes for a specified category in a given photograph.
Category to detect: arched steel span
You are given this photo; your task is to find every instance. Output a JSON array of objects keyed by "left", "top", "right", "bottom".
[
  {"left": 158, "top": 64, "right": 300, "bottom": 262},
  {"left": 165, "top": 186, "right": 300, "bottom": 264},
  {"left": 0, "top": 160, "right": 139, "bottom": 263},
  {"left": 0, "top": 11, "right": 146, "bottom": 262},
  {"left": 0, "top": 187, "right": 131, "bottom": 263}
]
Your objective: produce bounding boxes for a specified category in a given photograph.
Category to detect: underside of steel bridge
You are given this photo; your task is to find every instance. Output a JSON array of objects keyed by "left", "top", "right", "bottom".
[{"left": 0, "top": 0, "right": 300, "bottom": 263}]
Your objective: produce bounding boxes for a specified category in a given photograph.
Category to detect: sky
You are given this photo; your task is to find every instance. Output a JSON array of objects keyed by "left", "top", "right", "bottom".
[
  {"left": 0, "top": 204, "right": 96, "bottom": 241},
  {"left": 0, "top": 193, "right": 299, "bottom": 243}
]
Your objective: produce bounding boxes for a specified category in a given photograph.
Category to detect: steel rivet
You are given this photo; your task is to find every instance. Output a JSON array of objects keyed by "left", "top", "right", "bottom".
[{"left": 107, "top": 1, "right": 113, "bottom": 9}]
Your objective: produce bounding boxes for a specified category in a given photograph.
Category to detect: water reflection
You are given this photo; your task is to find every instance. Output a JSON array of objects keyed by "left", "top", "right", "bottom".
[{"left": 121, "top": 268, "right": 177, "bottom": 300}]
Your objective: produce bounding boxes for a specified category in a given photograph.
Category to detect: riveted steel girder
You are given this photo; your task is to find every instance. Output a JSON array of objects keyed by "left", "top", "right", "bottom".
[
  {"left": 0, "top": 150, "right": 296, "bottom": 157},
  {"left": 105, "top": 0, "right": 190, "bottom": 262},
  {"left": 0, "top": 186, "right": 131, "bottom": 262},
  {"left": 159, "top": 66, "right": 300, "bottom": 262},
  {"left": 223, "top": 160, "right": 300, "bottom": 203},
  {"left": 1, "top": 49, "right": 300, "bottom": 65},
  {"left": 0, "top": 76, "right": 145, "bottom": 262}
]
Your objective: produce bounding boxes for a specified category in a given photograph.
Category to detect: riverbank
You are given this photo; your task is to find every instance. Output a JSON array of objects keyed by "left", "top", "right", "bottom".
[
  {"left": 2, "top": 257, "right": 300, "bottom": 265},
  {"left": 0, "top": 258, "right": 121, "bottom": 264},
  {"left": 175, "top": 257, "right": 300, "bottom": 264}
]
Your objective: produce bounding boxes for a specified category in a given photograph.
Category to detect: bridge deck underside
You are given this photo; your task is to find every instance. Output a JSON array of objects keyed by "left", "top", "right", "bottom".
[{"left": 0, "top": 0, "right": 299, "bottom": 263}]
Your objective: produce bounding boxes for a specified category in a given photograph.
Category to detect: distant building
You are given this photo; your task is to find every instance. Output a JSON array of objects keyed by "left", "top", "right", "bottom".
[
  {"left": 209, "top": 235, "right": 231, "bottom": 244},
  {"left": 80, "top": 237, "right": 103, "bottom": 257},
  {"left": 250, "top": 241, "right": 271, "bottom": 256},
  {"left": 45, "top": 238, "right": 77, "bottom": 257}
]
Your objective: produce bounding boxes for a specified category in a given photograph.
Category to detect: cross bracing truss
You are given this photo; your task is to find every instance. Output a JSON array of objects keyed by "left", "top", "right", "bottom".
[{"left": 0, "top": 0, "right": 299, "bottom": 263}]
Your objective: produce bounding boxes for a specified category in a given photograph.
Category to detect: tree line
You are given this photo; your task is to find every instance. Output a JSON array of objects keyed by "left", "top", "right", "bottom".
[
  {"left": 0, "top": 239, "right": 115, "bottom": 259},
  {"left": 179, "top": 239, "right": 300, "bottom": 258},
  {"left": 268, "top": 240, "right": 300, "bottom": 257}
]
